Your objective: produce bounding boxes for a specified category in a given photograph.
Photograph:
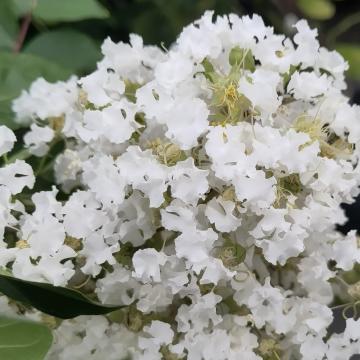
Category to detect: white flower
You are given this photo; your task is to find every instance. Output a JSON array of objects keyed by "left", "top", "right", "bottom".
[
  {"left": 132, "top": 249, "right": 167, "bottom": 282},
  {"left": 0, "top": 160, "right": 35, "bottom": 194},
  {"left": 0, "top": 126, "right": 16, "bottom": 156},
  {"left": 292, "top": 19, "right": 319, "bottom": 68},
  {"left": 139, "top": 321, "right": 174, "bottom": 350},
  {"left": 329, "top": 230, "right": 360, "bottom": 270},
  {"left": 288, "top": 71, "right": 331, "bottom": 100},
  {"left": 168, "top": 158, "right": 209, "bottom": 205},
  {"left": 163, "top": 97, "right": 209, "bottom": 150},
  {"left": 24, "top": 124, "right": 54, "bottom": 156},
  {"left": 175, "top": 228, "right": 217, "bottom": 264},
  {"left": 80, "top": 233, "right": 119, "bottom": 276},
  {"left": 80, "top": 67, "right": 125, "bottom": 107},
  {"left": 5, "top": 11, "right": 360, "bottom": 359},
  {"left": 238, "top": 69, "right": 281, "bottom": 118},
  {"left": 21, "top": 212, "right": 65, "bottom": 255},
  {"left": 205, "top": 196, "right": 242, "bottom": 232},
  {"left": 233, "top": 170, "right": 276, "bottom": 211},
  {"left": 62, "top": 191, "right": 108, "bottom": 238},
  {"left": 82, "top": 155, "right": 126, "bottom": 206},
  {"left": 78, "top": 102, "right": 138, "bottom": 144},
  {"left": 116, "top": 146, "right": 168, "bottom": 207},
  {"left": 12, "top": 76, "right": 78, "bottom": 124},
  {"left": 155, "top": 53, "right": 194, "bottom": 89},
  {"left": 243, "top": 278, "right": 285, "bottom": 328}
]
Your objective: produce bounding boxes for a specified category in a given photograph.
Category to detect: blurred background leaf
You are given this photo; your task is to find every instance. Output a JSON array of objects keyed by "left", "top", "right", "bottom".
[
  {"left": 0, "top": 316, "right": 53, "bottom": 360},
  {"left": 33, "top": 0, "right": 109, "bottom": 22},
  {"left": 13, "top": 0, "right": 109, "bottom": 22},
  {"left": 297, "top": 0, "right": 335, "bottom": 20},
  {"left": 0, "top": 0, "right": 19, "bottom": 50},
  {"left": 336, "top": 44, "right": 360, "bottom": 80}
]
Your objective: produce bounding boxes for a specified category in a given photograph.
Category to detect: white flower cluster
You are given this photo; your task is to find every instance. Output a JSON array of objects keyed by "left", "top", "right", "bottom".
[{"left": 1, "top": 11, "right": 360, "bottom": 359}]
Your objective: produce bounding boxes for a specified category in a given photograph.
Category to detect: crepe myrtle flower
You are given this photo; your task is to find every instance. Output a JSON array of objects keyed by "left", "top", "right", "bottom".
[{"left": 1, "top": 11, "right": 360, "bottom": 359}]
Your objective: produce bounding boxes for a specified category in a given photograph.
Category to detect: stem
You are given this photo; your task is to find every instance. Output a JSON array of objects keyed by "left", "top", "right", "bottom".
[
  {"left": 7, "top": 148, "right": 31, "bottom": 164},
  {"left": 330, "top": 302, "right": 352, "bottom": 310}
]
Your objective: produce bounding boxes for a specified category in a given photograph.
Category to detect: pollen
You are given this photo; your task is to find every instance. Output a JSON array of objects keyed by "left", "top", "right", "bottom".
[
  {"left": 148, "top": 138, "right": 186, "bottom": 166},
  {"left": 15, "top": 239, "right": 30, "bottom": 249}
]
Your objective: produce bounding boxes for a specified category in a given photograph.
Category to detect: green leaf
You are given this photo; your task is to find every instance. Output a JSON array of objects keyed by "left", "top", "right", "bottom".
[
  {"left": 336, "top": 44, "right": 360, "bottom": 80},
  {"left": 297, "top": 0, "right": 335, "bottom": 20},
  {"left": 0, "top": 52, "right": 71, "bottom": 129},
  {"left": 0, "top": 0, "right": 18, "bottom": 50},
  {"left": 24, "top": 29, "right": 100, "bottom": 73},
  {"left": 33, "top": 0, "right": 109, "bottom": 22},
  {"left": 229, "top": 47, "right": 255, "bottom": 72},
  {"left": 0, "top": 316, "right": 53, "bottom": 360},
  {"left": 0, "top": 273, "right": 125, "bottom": 319}
]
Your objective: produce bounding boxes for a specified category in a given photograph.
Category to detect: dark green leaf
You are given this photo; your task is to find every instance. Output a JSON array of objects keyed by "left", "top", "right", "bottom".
[
  {"left": 33, "top": 0, "right": 109, "bottom": 22},
  {"left": 336, "top": 43, "right": 360, "bottom": 80},
  {"left": 25, "top": 29, "right": 101, "bottom": 73},
  {"left": 0, "top": 316, "right": 53, "bottom": 360},
  {"left": 297, "top": 0, "right": 335, "bottom": 20},
  {"left": 0, "top": 273, "right": 125, "bottom": 319}
]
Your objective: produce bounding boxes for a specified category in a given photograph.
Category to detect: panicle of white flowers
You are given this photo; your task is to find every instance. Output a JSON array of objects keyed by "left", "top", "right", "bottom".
[{"left": 1, "top": 11, "right": 360, "bottom": 359}]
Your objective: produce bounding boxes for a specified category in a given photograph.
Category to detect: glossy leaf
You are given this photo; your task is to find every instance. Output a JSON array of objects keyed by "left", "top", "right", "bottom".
[
  {"left": 297, "top": 0, "right": 335, "bottom": 20},
  {"left": 25, "top": 29, "right": 100, "bottom": 73},
  {"left": 0, "top": 273, "right": 125, "bottom": 319},
  {"left": 33, "top": 0, "right": 109, "bottom": 22},
  {"left": 336, "top": 43, "right": 360, "bottom": 80},
  {"left": 0, "top": 316, "right": 53, "bottom": 360}
]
